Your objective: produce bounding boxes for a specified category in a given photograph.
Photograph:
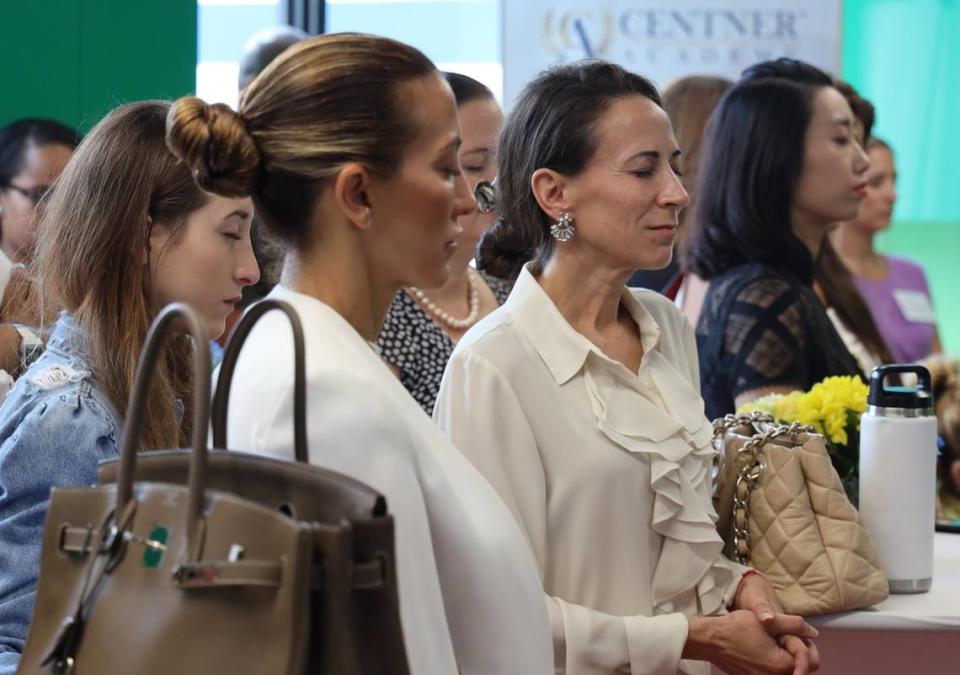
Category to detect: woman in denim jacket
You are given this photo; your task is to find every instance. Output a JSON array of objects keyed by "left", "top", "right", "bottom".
[{"left": 0, "top": 101, "right": 259, "bottom": 673}]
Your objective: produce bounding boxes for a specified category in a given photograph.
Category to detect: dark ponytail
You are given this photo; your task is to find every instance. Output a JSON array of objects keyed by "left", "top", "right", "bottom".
[{"left": 816, "top": 240, "right": 894, "bottom": 364}]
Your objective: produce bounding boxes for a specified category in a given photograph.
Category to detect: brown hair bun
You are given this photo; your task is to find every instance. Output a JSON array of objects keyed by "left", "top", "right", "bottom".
[
  {"left": 165, "top": 96, "right": 261, "bottom": 197},
  {"left": 476, "top": 217, "right": 534, "bottom": 281}
]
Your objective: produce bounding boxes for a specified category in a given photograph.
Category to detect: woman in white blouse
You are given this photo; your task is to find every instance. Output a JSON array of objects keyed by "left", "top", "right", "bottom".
[
  {"left": 435, "top": 61, "right": 820, "bottom": 675},
  {"left": 165, "top": 34, "right": 553, "bottom": 674}
]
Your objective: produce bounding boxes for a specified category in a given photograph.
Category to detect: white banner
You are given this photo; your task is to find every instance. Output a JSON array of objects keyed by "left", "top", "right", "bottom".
[{"left": 502, "top": 0, "right": 842, "bottom": 106}]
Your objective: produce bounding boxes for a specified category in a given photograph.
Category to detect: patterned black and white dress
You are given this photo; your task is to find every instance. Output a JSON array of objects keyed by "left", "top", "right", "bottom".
[{"left": 378, "top": 272, "right": 513, "bottom": 414}]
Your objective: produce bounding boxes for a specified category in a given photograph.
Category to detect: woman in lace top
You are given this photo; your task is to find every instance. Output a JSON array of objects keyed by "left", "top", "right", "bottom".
[
  {"left": 689, "top": 59, "right": 868, "bottom": 420},
  {"left": 436, "top": 60, "right": 819, "bottom": 675},
  {"left": 378, "top": 72, "right": 509, "bottom": 413}
]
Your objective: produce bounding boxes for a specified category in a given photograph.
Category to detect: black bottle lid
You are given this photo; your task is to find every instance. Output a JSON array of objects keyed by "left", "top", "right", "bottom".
[{"left": 867, "top": 364, "right": 933, "bottom": 410}]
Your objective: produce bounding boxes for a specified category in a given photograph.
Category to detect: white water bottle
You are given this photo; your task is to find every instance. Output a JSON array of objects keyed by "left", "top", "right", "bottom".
[{"left": 859, "top": 365, "right": 937, "bottom": 593}]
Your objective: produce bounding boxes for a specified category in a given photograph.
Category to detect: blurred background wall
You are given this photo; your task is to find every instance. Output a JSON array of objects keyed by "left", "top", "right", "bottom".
[
  {"left": 843, "top": 0, "right": 960, "bottom": 353},
  {"left": 2, "top": 0, "right": 956, "bottom": 351}
]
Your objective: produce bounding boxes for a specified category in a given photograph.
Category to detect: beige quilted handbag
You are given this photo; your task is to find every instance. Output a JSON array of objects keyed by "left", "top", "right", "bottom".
[{"left": 713, "top": 413, "right": 889, "bottom": 616}]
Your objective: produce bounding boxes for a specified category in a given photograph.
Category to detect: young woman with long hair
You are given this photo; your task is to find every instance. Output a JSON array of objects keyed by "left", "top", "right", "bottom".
[
  {"left": 0, "top": 101, "right": 258, "bottom": 672},
  {"left": 814, "top": 82, "right": 895, "bottom": 374}
]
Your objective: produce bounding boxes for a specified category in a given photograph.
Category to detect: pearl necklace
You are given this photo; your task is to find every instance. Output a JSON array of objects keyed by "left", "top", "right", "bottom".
[{"left": 408, "top": 270, "right": 480, "bottom": 330}]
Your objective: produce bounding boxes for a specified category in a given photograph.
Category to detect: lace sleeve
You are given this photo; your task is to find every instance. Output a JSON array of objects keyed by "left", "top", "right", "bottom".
[{"left": 723, "top": 276, "right": 810, "bottom": 399}]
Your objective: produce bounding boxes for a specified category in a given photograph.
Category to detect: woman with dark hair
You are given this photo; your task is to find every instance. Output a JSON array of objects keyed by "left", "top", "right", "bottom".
[
  {"left": 815, "top": 82, "right": 895, "bottom": 374},
  {"left": 437, "top": 60, "right": 819, "bottom": 675},
  {"left": 0, "top": 120, "right": 80, "bottom": 378},
  {"left": 167, "top": 34, "right": 552, "bottom": 673},
  {"left": 377, "top": 71, "right": 510, "bottom": 413},
  {"left": 0, "top": 119, "right": 78, "bottom": 265},
  {"left": 690, "top": 59, "right": 868, "bottom": 419}
]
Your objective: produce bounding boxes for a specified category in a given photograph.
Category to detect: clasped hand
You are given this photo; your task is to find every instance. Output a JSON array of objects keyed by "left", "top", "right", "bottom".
[
  {"left": 683, "top": 573, "right": 821, "bottom": 675},
  {"left": 733, "top": 573, "right": 821, "bottom": 675}
]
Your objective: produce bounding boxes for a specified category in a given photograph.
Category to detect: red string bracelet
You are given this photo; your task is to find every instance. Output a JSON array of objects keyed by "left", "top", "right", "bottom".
[{"left": 731, "top": 569, "right": 765, "bottom": 609}]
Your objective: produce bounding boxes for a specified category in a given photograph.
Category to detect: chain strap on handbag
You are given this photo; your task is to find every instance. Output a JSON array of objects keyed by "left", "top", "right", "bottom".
[
  {"left": 719, "top": 419, "right": 817, "bottom": 564},
  {"left": 711, "top": 411, "right": 775, "bottom": 438}
]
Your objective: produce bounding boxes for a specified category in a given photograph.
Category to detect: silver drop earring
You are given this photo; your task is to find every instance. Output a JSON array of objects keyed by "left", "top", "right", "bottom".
[
  {"left": 474, "top": 179, "right": 497, "bottom": 214},
  {"left": 550, "top": 212, "right": 575, "bottom": 242}
]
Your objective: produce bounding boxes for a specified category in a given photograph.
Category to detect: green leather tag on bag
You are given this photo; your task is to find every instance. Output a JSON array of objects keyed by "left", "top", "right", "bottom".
[{"left": 143, "top": 525, "right": 169, "bottom": 569}]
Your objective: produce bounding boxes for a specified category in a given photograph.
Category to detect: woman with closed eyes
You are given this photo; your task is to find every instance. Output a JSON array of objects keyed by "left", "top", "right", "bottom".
[{"left": 436, "top": 60, "right": 820, "bottom": 675}]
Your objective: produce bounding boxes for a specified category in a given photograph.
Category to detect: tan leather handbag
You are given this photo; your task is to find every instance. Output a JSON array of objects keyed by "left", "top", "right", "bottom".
[
  {"left": 104, "top": 299, "right": 409, "bottom": 674},
  {"left": 20, "top": 304, "right": 312, "bottom": 674},
  {"left": 713, "top": 413, "right": 889, "bottom": 616},
  {"left": 20, "top": 301, "right": 410, "bottom": 674}
]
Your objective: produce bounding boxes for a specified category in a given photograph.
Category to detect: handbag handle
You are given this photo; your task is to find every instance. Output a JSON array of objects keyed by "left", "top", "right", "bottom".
[
  {"left": 116, "top": 303, "right": 211, "bottom": 554},
  {"left": 211, "top": 299, "right": 307, "bottom": 463},
  {"left": 712, "top": 412, "right": 774, "bottom": 440}
]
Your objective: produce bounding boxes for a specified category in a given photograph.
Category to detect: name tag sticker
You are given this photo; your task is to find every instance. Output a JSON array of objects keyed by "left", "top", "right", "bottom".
[{"left": 892, "top": 289, "right": 937, "bottom": 324}]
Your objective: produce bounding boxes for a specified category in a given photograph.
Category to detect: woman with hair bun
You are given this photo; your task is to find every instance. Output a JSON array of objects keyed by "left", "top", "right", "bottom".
[
  {"left": 0, "top": 101, "right": 259, "bottom": 673},
  {"left": 166, "top": 33, "right": 552, "bottom": 674},
  {"left": 627, "top": 74, "right": 731, "bottom": 307},
  {"left": 435, "top": 60, "right": 819, "bottom": 675}
]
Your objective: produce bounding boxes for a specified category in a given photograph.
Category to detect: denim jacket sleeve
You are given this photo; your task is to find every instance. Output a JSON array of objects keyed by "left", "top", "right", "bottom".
[{"left": 0, "top": 378, "right": 120, "bottom": 674}]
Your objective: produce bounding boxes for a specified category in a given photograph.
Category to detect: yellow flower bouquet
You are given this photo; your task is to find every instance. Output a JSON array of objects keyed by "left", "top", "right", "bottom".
[{"left": 738, "top": 375, "right": 869, "bottom": 501}]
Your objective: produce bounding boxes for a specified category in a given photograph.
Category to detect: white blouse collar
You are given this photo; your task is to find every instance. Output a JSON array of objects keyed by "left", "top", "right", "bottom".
[{"left": 505, "top": 264, "right": 662, "bottom": 385}]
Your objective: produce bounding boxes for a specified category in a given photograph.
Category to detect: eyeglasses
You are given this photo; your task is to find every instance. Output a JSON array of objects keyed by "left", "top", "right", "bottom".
[{"left": 2, "top": 183, "right": 50, "bottom": 205}]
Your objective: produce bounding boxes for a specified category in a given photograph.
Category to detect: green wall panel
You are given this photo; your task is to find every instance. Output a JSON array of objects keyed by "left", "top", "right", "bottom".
[
  {"left": 1, "top": 0, "right": 196, "bottom": 133},
  {"left": 78, "top": 1, "right": 197, "bottom": 129},
  {"left": 842, "top": 0, "right": 960, "bottom": 224},
  {"left": 3, "top": 2, "right": 82, "bottom": 126}
]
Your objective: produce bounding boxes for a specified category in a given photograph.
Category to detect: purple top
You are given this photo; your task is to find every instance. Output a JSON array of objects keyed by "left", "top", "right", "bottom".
[{"left": 854, "top": 255, "right": 937, "bottom": 364}]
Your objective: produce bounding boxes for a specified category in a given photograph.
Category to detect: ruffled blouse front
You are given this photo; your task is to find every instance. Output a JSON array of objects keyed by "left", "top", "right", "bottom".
[
  {"left": 436, "top": 266, "right": 748, "bottom": 675},
  {"left": 585, "top": 346, "right": 736, "bottom": 622}
]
